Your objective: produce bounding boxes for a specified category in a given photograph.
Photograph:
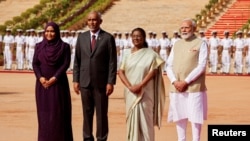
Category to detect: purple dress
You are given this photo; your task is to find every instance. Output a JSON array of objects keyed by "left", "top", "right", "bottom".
[{"left": 32, "top": 22, "right": 73, "bottom": 141}]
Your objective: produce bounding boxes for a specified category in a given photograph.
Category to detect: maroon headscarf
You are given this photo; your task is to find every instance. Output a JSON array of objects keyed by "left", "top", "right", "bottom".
[{"left": 37, "top": 22, "right": 65, "bottom": 66}]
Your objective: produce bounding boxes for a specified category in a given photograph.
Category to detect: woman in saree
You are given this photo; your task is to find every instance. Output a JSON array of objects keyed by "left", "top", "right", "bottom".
[{"left": 118, "top": 27, "right": 166, "bottom": 141}]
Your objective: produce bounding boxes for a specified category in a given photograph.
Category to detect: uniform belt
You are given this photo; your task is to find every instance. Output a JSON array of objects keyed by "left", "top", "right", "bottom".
[{"left": 17, "top": 44, "right": 23, "bottom": 47}]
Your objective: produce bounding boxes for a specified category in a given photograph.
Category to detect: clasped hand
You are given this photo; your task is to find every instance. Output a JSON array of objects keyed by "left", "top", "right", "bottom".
[
  {"left": 39, "top": 77, "right": 57, "bottom": 89},
  {"left": 173, "top": 80, "right": 188, "bottom": 92},
  {"left": 128, "top": 83, "right": 142, "bottom": 94}
]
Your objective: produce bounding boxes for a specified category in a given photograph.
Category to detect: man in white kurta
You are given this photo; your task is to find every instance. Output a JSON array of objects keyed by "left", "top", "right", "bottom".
[{"left": 166, "top": 19, "right": 208, "bottom": 141}]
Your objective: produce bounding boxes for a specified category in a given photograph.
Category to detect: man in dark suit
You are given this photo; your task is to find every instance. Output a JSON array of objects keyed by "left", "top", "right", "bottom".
[{"left": 73, "top": 11, "right": 117, "bottom": 141}]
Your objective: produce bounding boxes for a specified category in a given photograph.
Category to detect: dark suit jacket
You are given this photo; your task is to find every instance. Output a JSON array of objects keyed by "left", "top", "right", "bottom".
[{"left": 73, "top": 29, "right": 117, "bottom": 88}]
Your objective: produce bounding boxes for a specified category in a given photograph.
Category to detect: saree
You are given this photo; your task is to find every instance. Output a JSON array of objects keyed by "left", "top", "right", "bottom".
[{"left": 120, "top": 48, "right": 166, "bottom": 141}]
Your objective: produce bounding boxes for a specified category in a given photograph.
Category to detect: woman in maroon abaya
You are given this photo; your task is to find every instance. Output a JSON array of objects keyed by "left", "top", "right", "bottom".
[{"left": 32, "top": 22, "right": 73, "bottom": 141}]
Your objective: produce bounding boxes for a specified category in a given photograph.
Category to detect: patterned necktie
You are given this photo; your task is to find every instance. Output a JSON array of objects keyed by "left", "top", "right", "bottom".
[{"left": 91, "top": 35, "right": 96, "bottom": 51}]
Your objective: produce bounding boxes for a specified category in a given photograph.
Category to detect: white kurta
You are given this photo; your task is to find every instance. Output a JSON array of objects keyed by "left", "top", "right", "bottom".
[
  {"left": 166, "top": 41, "right": 208, "bottom": 124},
  {"left": 120, "top": 48, "right": 165, "bottom": 141}
]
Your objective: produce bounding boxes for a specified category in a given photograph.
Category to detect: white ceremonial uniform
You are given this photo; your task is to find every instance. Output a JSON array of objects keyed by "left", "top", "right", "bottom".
[
  {"left": 3, "top": 34, "right": 14, "bottom": 69},
  {"left": 152, "top": 37, "right": 160, "bottom": 50},
  {"left": 159, "top": 37, "right": 171, "bottom": 72},
  {"left": 27, "top": 35, "right": 38, "bottom": 70},
  {"left": 70, "top": 35, "right": 78, "bottom": 70},
  {"left": 245, "top": 38, "right": 250, "bottom": 74},
  {"left": 170, "top": 37, "right": 180, "bottom": 48},
  {"left": 233, "top": 38, "right": 246, "bottom": 74},
  {"left": 62, "top": 36, "right": 72, "bottom": 45},
  {"left": 146, "top": 37, "right": 154, "bottom": 50},
  {"left": 24, "top": 35, "right": 30, "bottom": 69},
  {"left": 0, "top": 35, "right": 2, "bottom": 42},
  {"left": 37, "top": 35, "right": 43, "bottom": 43},
  {"left": 208, "top": 36, "right": 220, "bottom": 73},
  {"left": 115, "top": 37, "right": 121, "bottom": 69},
  {"left": 0, "top": 35, "right": 2, "bottom": 58},
  {"left": 118, "top": 38, "right": 124, "bottom": 67},
  {"left": 199, "top": 36, "right": 208, "bottom": 45},
  {"left": 14, "top": 35, "right": 25, "bottom": 69},
  {"left": 220, "top": 38, "right": 233, "bottom": 74},
  {"left": 122, "top": 37, "right": 132, "bottom": 60}
]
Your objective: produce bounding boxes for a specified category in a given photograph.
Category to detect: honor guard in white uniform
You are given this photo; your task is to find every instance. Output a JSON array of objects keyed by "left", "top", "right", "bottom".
[
  {"left": 117, "top": 32, "right": 124, "bottom": 67},
  {"left": 220, "top": 31, "right": 233, "bottom": 74},
  {"left": 0, "top": 34, "right": 2, "bottom": 57},
  {"left": 198, "top": 30, "right": 208, "bottom": 44},
  {"left": 159, "top": 31, "right": 171, "bottom": 73},
  {"left": 3, "top": 29, "right": 14, "bottom": 70},
  {"left": 146, "top": 31, "right": 154, "bottom": 50},
  {"left": 14, "top": 29, "right": 26, "bottom": 70},
  {"left": 208, "top": 30, "right": 220, "bottom": 74},
  {"left": 26, "top": 29, "right": 38, "bottom": 70},
  {"left": 37, "top": 30, "right": 44, "bottom": 43},
  {"left": 122, "top": 32, "right": 132, "bottom": 60},
  {"left": 170, "top": 31, "right": 181, "bottom": 48},
  {"left": 245, "top": 31, "right": 250, "bottom": 74},
  {"left": 152, "top": 32, "right": 160, "bottom": 53},
  {"left": 113, "top": 31, "right": 120, "bottom": 70},
  {"left": 69, "top": 30, "right": 78, "bottom": 71},
  {"left": 233, "top": 30, "right": 246, "bottom": 75},
  {"left": 62, "top": 30, "right": 72, "bottom": 45},
  {"left": 24, "top": 29, "right": 31, "bottom": 69}
]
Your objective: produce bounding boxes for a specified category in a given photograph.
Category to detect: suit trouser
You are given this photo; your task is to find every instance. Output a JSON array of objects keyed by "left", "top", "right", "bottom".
[{"left": 80, "top": 86, "right": 109, "bottom": 141}]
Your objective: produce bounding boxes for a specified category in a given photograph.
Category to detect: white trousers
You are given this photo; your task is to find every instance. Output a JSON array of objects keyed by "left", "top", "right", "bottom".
[
  {"left": 221, "top": 51, "right": 231, "bottom": 73},
  {"left": 176, "top": 119, "right": 202, "bottom": 141},
  {"left": 70, "top": 48, "right": 75, "bottom": 70},
  {"left": 234, "top": 51, "right": 243, "bottom": 73},
  {"left": 209, "top": 50, "right": 218, "bottom": 73},
  {"left": 160, "top": 49, "right": 168, "bottom": 72},
  {"left": 246, "top": 53, "right": 250, "bottom": 73},
  {"left": 3, "top": 46, "right": 12, "bottom": 69},
  {"left": 28, "top": 48, "right": 34, "bottom": 70},
  {"left": 168, "top": 91, "right": 207, "bottom": 124},
  {"left": 16, "top": 46, "right": 24, "bottom": 69}
]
